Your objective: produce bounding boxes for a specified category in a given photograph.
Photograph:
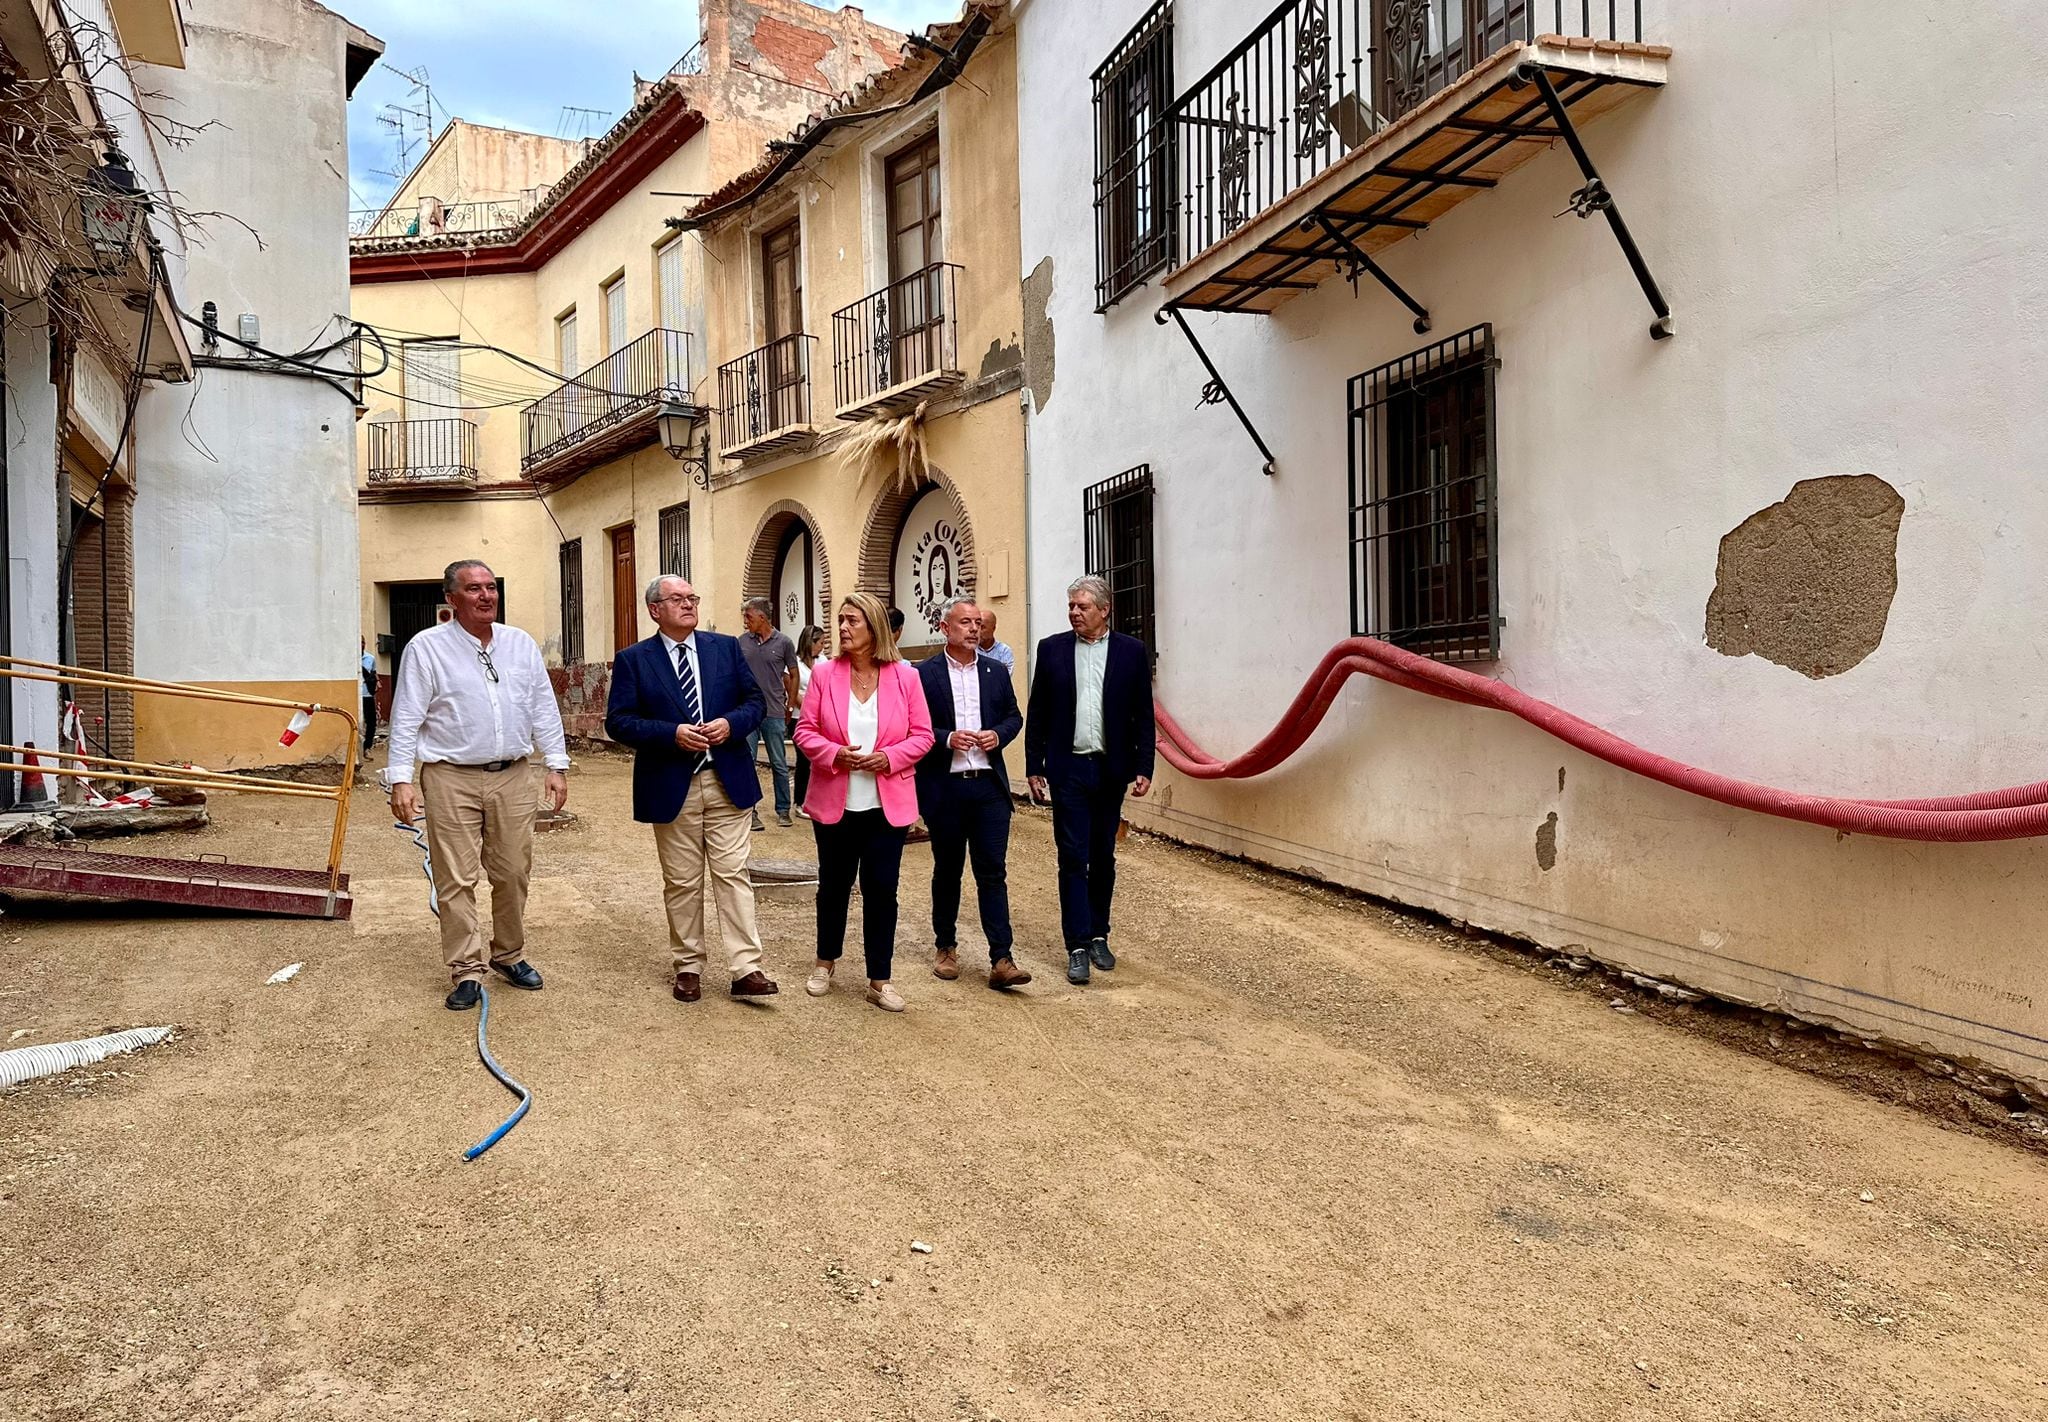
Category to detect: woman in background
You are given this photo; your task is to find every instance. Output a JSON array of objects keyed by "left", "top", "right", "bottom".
[
  {"left": 792, "top": 624, "right": 824, "bottom": 818},
  {"left": 794, "top": 594, "right": 932, "bottom": 1011}
]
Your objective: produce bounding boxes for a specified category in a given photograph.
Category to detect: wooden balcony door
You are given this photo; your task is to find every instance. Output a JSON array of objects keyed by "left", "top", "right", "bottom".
[
  {"left": 761, "top": 218, "right": 803, "bottom": 431},
  {"left": 884, "top": 133, "right": 943, "bottom": 386},
  {"left": 610, "top": 524, "right": 638, "bottom": 655}
]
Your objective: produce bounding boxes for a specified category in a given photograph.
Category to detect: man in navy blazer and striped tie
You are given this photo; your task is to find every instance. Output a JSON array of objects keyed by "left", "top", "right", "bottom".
[{"left": 604, "top": 575, "right": 780, "bottom": 1004}]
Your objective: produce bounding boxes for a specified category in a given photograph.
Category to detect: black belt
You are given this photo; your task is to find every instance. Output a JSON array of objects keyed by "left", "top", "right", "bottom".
[
  {"left": 952, "top": 768, "right": 994, "bottom": 779},
  {"left": 447, "top": 759, "right": 522, "bottom": 772}
]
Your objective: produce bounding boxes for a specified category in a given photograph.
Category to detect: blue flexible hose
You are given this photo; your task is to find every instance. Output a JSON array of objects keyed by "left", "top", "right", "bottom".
[{"left": 393, "top": 818, "right": 533, "bottom": 1160}]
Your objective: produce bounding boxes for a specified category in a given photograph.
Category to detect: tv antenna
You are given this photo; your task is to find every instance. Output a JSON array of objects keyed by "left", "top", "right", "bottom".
[
  {"left": 557, "top": 105, "right": 611, "bottom": 141},
  {"left": 374, "top": 63, "right": 440, "bottom": 186}
]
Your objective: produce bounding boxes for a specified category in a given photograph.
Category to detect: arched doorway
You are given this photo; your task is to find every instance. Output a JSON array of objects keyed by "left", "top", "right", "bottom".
[
  {"left": 857, "top": 470, "right": 977, "bottom": 656},
  {"left": 744, "top": 501, "right": 831, "bottom": 645}
]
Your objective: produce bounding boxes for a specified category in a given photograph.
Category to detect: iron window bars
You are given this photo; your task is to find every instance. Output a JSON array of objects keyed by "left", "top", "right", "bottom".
[
  {"left": 658, "top": 502, "right": 690, "bottom": 580},
  {"left": 520, "top": 328, "right": 696, "bottom": 472},
  {"left": 365, "top": 419, "right": 479, "bottom": 485},
  {"left": 558, "top": 538, "right": 584, "bottom": 666},
  {"left": 1093, "top": 0, "right": 1176, "bottom": 310},
  {"left": 717, "top": 334, "right": 816, "bottom": 450},
  {"left": 1347, "top": 324, "right": 1498, "bottom": 661},
  {"left": 1173, "top": 0, "right": 1642, "bottom": 262},
  {"left": 1084, "top": 465, "right": 1158, "bottom": 655},
  {"left": 830, "top": 263, "right": 962, "bottom": 412}
]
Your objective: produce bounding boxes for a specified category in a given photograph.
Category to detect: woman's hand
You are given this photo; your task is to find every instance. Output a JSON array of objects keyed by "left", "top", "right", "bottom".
[
  {"left": 833, "top": 744, "right": 865, "bottom": 771},
  {"left": 856, "top": 751, "right": 891, "bottom": 774}
]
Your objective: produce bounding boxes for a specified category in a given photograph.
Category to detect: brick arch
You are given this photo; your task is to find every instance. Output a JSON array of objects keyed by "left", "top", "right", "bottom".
[
  {"left": 743, "top": 499, "right": 832, "bottom": 632},
  {"left": 856, "top": 464, "right": 978, "bottom": 642}
]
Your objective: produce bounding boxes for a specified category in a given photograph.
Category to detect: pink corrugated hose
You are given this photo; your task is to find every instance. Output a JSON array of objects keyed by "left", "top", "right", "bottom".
[{"left": 1151, "top": 638, "right": 2048, "bottom": 843}]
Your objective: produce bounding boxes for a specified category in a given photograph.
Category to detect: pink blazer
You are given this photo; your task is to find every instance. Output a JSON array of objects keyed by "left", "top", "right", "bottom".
[{"left": 794, "top": 658, "right": 934, "bottom": 827}]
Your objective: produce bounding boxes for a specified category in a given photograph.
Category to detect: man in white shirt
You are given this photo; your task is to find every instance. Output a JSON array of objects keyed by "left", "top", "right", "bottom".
[
  {"left": 388, "top": 560, "right": 570, "bottom": 1011},
  {"left": 915, "top": 596, "right": 1030, "bottom": 990}
]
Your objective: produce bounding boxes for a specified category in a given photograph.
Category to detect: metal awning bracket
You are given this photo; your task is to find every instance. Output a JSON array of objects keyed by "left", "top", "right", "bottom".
[
  {"left": 1156, "top": 305, "right": 1276, "bottom": 477},
  {"left": 1521, "top": 65, "right": 1674, "bottom": 340},
  {"left": 1300, "top": 214, "right": 1431, "bottom": 335}
]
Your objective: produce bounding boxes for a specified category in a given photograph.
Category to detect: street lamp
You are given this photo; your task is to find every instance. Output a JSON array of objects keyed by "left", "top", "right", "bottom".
[
  {"left": 79, "top": 148, "right": 150, "bottom": 275},
  {"left": 657, "top": 399, "right": 710, "bottom": 488}
]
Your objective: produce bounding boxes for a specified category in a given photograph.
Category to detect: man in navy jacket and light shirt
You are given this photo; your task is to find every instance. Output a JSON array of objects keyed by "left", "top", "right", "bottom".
[
  {"left": 1026, "top": 575, "right": 1156, "bottom": 986},
  {"left": 916, "top": 596, "right": 1031, "bottom": 991},
  {"left": 604, "top": 575, "right": 780, "bottom": 1004}
]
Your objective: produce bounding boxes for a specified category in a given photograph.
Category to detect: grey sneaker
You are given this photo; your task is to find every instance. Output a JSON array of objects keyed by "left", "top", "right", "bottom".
[
  {"left": 751, "top": 810, "right": 766, "bottom": 832},
  {"left": 1088, "top": 936, "right": 1116, "bottom": 971},
  {"left": 777, "top": 811, "right": 793, "bottom": 827},
  {"left": 1066, "top": 946, "right": 1091, "bottom": 985}
]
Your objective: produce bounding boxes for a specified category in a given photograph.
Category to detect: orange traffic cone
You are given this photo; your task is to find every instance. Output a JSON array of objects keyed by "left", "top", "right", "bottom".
[{"left": 19, "top": 742, "right": 48, "bottom": 803}]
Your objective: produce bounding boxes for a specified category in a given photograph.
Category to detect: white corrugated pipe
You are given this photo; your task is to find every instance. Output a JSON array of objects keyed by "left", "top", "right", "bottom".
[{"left": 0, "top": 1026, "right": 174, "bottom": 1090}]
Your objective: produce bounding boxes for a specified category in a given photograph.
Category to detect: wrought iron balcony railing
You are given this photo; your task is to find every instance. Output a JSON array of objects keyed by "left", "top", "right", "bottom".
[
  {"left": 830, "top": 263, "right": 963, "bottom": 416},
  {"left": 366, "top": 418, "right": 479, "bottom": 486},
  {"left": 1175, "top": 0, "right": 1644, "bottom": 260},
  {"left": 717, "top": 334, "right": 817, "bottom": 456},
  {"left": 350, "top": 197, "right": 531, "bottom": 242},
  {"left": 520, "top": 328, "right": 697, "bottom": 473}
]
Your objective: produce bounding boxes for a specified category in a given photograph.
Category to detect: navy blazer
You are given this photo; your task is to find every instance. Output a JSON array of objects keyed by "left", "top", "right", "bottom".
[
  {"left": 604, "top": 631, "right": 766, "bottom": 823},
  {"left": 1025, "top": 629, "right": 1156, "bottom": 787},
  {"left": 915, "top": 649, "right": 1024, "bottom": 796}
]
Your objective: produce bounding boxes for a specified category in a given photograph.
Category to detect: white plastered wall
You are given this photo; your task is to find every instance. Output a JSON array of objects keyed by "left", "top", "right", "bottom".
[{"left": 2, "top": 304, "right": 62, "bottom": 752}]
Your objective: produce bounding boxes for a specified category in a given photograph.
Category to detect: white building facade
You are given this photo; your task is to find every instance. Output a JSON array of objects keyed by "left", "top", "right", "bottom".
[{"left": 1013, "top": 0, "right": 2048, "bottom": 1088}]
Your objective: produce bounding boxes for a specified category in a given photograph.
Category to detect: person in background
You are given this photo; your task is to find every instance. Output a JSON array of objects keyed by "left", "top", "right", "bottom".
[
  {"left": 916, "top": 597, "right": 1029, "bottom": 991},
  {"left": 359, "top": 637, "right": 377, "bottom": 754},
  {"left": 793, "top": 624, "right": 825, "bottom": 819},
  {"left": 887, "top": 606, "right": 906, "bottom": 641},
  {"left": 794, "top": 592, "right": 934, "bottom": 1012},
  {"left": 605, "top": 576, "right": 779, "bottom": 1006},
  {"left": 977, "top": 608, "right": 1015, "bottom": 673},
  {"left": 387, "top": 560, "right": 569, "bottom": 1011},
  {"left": 1025, "top": 575, "right": 1155, "bottom": 987},
  {"left": 739, "top": 597, "right": 800, "bottom": 830}
]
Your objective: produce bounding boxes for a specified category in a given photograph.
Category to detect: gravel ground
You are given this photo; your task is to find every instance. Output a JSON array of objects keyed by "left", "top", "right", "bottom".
[{"left": 1, "top": 755, "right": 2043, "bottom": 1421}]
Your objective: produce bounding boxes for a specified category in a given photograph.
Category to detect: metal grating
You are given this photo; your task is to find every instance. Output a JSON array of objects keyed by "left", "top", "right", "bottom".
[
  {"left": 1347, "top": 324, "right": 1498, "bottom": 661},
  {"left": 1093, "top": 0, "right": 1176, "bottom": 310},
  {"left": 558, "top": 539, "right": 584, "bottom": 665},
  {"left": 1083, "top": 464, "right": 1157, "bottom": 655},
  {"left": 658, "top": 503, "right": 689, "bottom": 580}
]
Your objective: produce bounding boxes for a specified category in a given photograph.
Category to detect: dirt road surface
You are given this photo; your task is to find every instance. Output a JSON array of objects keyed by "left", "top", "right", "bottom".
[{"left": 2, "top": 756, "right": 2043, "bottom": 1421}]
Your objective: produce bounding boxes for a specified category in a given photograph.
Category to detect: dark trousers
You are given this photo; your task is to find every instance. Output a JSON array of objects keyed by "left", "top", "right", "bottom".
[
  {"left": 1050, "top": 756, "right": 1126, "bottom": 947},
  {"left": 814, "top": 808, "right": 906, "bottom": 981},
  {"left": 794, "top": 744, "right": 810, "bottom": 808},
  {"left": 360, "top": 694, "right": 376, "bottom": 752},
  {"left": 926, "top": 771, "right": 1013, "bottom": 962}
]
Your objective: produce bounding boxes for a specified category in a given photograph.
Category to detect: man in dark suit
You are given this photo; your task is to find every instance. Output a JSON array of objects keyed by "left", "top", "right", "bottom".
[
  {"left": 1025, "top": 575, "right": 1156, "bottom": 986},
  {"left": 604, "top": 575, "right": 779, "bottom": 1004},
  {"left": 916, "top": 596, "right": 1031, "bottom": 991}
]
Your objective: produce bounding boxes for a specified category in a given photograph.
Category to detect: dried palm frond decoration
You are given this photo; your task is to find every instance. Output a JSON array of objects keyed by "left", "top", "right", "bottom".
[{"left": 837, "top": 401, "right": 931, "bottom": 496}]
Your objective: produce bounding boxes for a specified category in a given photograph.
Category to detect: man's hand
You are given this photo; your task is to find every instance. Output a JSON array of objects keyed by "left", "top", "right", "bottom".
[
  {"left": 948, "top": 730, "right": 975, "bottom": 751},
  {"left": 1131, "top": 775, "right": 1152, "bottom": 799},
  {"left": 675, "top": 723, "right": 711, "bottom": 752},
  {"left": 974, "top": 729, "right": 1001, "bottom": 751},
  {"left": 389, "top": 781, "right": 420, "bottom": 823},
  {"left": 1027, "top": 775, "right": 1049, "bottom": 804},
  {"left": 543, "top": 770, "right": 568, "bottom": 813},
  {"left": 699, "top": 717, "right": 733, "bottom": 746}
]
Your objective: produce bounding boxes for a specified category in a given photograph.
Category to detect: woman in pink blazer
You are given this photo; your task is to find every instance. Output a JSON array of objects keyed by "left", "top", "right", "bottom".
[{"left": 794, "top": 591, "right": 935, "bottom": 1011}]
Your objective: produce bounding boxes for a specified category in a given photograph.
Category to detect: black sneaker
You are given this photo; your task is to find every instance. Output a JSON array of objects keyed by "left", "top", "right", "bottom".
[
  {"left": 1066, "top": 946, "right": 1091, "bottom": 986},
  {"left": 492, "top": 959, "right": 544, "bottom": 991},
  {"left": 1089, "top": 936, "right": 1116, "bottom": 972},
  {"left": 445, "top": 980, "right": 481, "bottom": 1011}
]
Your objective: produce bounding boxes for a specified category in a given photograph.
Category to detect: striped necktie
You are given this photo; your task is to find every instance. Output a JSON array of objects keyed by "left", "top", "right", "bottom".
[{"left": 673, "top": 640, "right": 702, "bottom": 724}]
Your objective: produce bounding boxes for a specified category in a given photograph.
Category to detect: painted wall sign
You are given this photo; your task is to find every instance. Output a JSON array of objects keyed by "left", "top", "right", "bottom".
[
  {"left": 69, "top": 352, "right": 127, "bottom": 467},
  {"left": 892, "top": 487, "right": 968, "bottom": 638}
]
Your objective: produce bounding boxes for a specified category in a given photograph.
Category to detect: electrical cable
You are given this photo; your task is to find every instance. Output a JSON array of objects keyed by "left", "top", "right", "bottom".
[{"left": 1150, "top": 636, "right": 2048, "bottom": 843}]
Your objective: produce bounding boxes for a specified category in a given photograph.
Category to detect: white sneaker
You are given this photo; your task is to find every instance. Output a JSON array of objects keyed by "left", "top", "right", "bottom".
[
  {"left": 805, "top": 964, "right": 833, "bottom": 997},
  {"left": 866, "top": 982, "right": 905, "bottom": 1013}
]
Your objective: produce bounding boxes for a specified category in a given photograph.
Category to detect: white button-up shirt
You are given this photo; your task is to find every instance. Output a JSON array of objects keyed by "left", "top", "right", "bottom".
[
  {"left": 944, "top": 649, "right": 990, "bottom": 772},
  {"left": 386, "top": 620, "right": 569, "bottom": 785}
]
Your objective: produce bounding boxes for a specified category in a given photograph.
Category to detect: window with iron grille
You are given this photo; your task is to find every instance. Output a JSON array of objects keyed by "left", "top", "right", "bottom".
[
  {"left": 1347, "top": 324, "right": 1498, "bottom": 661},
  {"left": 658, "top": 502, "right": 690, "bottom": 579},
  {"left": 558, "top": 538, "right": 584, "bottom": 665},
  {"left": 1083, "top": 465, "right": 1157, "bottom": 653},
  {"left": 1092, "top": 1, "right": 1175, "bottom": 311}
]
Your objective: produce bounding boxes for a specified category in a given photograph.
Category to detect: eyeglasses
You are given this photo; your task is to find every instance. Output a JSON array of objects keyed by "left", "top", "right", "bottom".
[
  {"left": 476, "top": 647, "right": 499, "bottom": 684},
  {"left": 654, "top": 594, "right": 701, "bottom": 607}
]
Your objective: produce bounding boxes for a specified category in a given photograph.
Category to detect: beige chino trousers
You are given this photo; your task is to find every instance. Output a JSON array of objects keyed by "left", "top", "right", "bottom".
[
  {"left": 418, "top": 761, "right": 538, "bottom": 984},
  {"left": 653, "top": 769, "right": 763, "bottom": 979}
]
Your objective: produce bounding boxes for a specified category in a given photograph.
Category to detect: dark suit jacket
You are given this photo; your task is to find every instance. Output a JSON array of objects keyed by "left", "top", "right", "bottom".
[
  {"left": 915, "top": 649, "right": 1024, "bottom": 798},
  {"left": 1025, "top": 629, "right": 1156, "bottom": 787},
  {"left": 604, "top": 631, "right": 765, "bottom": 823}
]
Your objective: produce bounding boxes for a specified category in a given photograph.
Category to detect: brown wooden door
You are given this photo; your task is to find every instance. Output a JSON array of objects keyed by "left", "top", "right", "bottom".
[
  {"left": 884, "top": 134, "right": 944, "bottom": 383},
  {"left": 610, "top": 524, "right": 637, "bottom": 654},
  {"left": 761, "top": 219, "right": 804, "bottom": 427}
]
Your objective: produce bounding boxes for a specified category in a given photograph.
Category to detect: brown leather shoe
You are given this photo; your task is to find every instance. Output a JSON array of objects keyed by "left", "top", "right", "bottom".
[
  {"left": 932, "top": 948, "right": 960, "bottom": 980},
  {"left": 730, "top": 970, "right": 780, "bottom": 999},
  {"left": 987, "top": 956, "right": 1033, "bottom": 990},
  {"left": 673, "top": 972, "right": 701, "bottom": 1003}
]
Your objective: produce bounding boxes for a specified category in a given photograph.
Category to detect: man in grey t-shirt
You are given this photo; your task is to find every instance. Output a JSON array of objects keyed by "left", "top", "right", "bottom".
[{"left": 739, "top": 598, "right": 801, "bottom": 828}]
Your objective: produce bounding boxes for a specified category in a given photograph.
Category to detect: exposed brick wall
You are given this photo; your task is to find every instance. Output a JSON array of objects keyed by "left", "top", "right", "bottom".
[
  {"left": 752, "top": 14, "right": 836, "bottom": 87},
  {"left": 551, "top": 660, "right": 615, "bottom": 743},
  {"left": 68, "top": 486, "right": 135, "bottom": 763}
]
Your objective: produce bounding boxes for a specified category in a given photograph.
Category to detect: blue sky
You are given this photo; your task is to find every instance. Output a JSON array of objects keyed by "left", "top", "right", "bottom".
[{"left": 341, "top": 0, "right": 966, "bottom": 214}]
